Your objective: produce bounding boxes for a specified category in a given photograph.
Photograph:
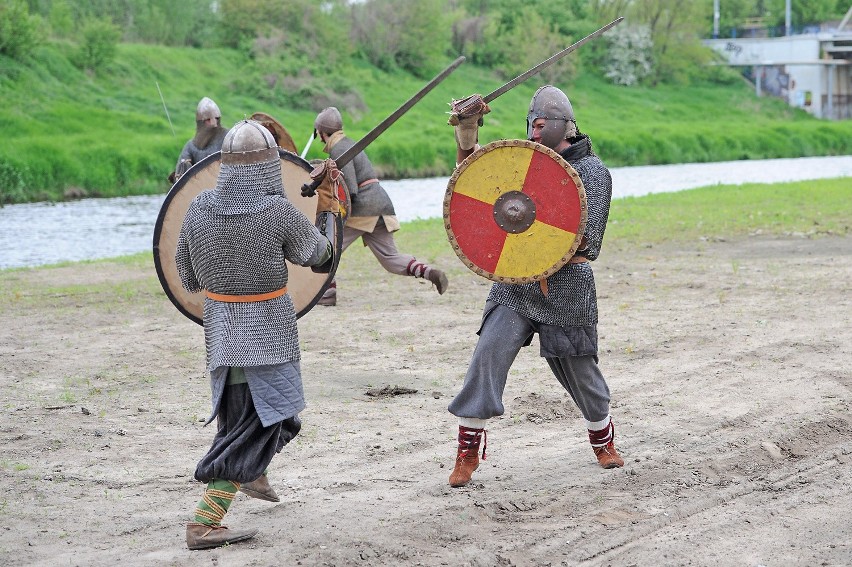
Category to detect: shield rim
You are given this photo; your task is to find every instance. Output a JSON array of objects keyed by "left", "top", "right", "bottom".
[
  {"left": 152, "top": 149, "right": 343, "bottom": 325},
  {"left": 443, "top": 139, "right": 588, "bottom": 284}
]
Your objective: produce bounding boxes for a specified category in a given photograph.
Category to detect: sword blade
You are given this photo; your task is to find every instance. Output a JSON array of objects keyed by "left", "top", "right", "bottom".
[
  {"left": 300, "top": 131, "right": 315, "bottom": 159},
  {"left": 483, "top": 17, "right": 624, "bottom": 104},
  {"left": 335, "top": 55, "right": 466, "bottom": 169}
]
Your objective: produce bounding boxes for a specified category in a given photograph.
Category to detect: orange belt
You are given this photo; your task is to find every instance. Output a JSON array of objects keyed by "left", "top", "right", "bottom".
[
  {"left": 205, "top": 287, "right": 288, "bottom": 303},
  {"left": 358, "top": 178, "right": 379, "bottom": 188}
]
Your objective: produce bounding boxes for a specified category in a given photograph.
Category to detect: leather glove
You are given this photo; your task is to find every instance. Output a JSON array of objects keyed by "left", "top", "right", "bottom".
[
  {"left": 310, "top": 158, "right": 341, "bottom": 215},
  {"left": 175, "top": 158, "right": 192, "bottom": 180},
  {"left": 448, "top": 94, "right": 491, "bottom": 151}
]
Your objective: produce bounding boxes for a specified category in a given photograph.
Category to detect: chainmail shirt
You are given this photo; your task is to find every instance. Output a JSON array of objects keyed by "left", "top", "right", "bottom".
[
  {"left": 176, "top": 159, "right": 327, "bottom": 371},
  {"left": 486, "top": 135, "right": 612, "bottom": 327},
  {"left": 175, "top": 127, "right": 228, "bottom": 172}
]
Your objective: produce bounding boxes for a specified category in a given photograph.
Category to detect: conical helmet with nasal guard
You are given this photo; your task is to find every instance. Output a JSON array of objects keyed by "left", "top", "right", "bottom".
[
  {"left": 526, "top": 86, "right": 576, "bottom": 150},
  {"left": 220, "top": 119, "right": 280, "bottom": 166}
]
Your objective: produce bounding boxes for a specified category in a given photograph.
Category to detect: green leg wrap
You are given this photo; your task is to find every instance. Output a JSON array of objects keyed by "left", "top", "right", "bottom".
[{"left": 193, "top": 479, "right": 239, "bottom": 527}]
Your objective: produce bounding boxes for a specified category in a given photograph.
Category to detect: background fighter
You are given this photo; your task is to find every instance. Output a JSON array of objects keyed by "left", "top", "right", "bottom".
[{"left": 313, "top": 106, "right": 448, "bottom": 306}]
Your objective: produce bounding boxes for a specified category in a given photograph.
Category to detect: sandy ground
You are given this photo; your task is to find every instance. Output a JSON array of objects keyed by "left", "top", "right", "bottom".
[{"left": 1, "top": 233, "right": 851, "bottom": 567}]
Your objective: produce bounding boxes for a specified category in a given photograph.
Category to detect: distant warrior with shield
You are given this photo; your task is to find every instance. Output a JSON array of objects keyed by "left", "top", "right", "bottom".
[
  {"left": 175, "top": 119, "right": 339, "bottom": 549},
  {"left": 312, "top": 106, "right": 449, "bottom": 306},
  {"left": 444, "top": 84, "right": 623, "bottom": 488},
  {"left": 172, "top": 97, "right": 229, "bottom": 182}
]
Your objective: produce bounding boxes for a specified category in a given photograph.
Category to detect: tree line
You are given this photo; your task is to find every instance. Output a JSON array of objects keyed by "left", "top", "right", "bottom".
[{"left": 3, "top": 0, "right": 850, "bottom": 89}]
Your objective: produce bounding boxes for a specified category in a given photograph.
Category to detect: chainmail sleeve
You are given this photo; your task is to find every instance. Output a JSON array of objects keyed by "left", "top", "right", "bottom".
[
  {"left": 574, "top": 156, "right": 612, "bottom": 261},
  {"left": 175, "top": 197, "right": 202, "bottom": 293}
]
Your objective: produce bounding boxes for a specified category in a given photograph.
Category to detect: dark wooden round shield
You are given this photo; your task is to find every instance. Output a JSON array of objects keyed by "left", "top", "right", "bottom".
[
  {"left": 444, "top": 139, "right": 587, "bottom": 283},
  {"left": 153, "top": 150, "right": 343, "bottom": 325},
  {"left": 249, "top": 112, "right": 298, "bottom": 154}
]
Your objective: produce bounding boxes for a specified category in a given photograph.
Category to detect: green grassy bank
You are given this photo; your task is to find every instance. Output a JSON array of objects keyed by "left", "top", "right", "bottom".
[{"left": 1, "top": 43, "right": 851, "bottom": 204}]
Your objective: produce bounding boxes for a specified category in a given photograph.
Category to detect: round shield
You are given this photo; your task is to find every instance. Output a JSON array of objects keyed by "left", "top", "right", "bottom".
[
  {"left": 152, "top": 150, "right": 344, "bottom": 325},
  {"left": 444, "top": 139, "right": 587, "bottom": 283},
  {"left": 249, "top": 112, "right": 298, "bottom": 154}
]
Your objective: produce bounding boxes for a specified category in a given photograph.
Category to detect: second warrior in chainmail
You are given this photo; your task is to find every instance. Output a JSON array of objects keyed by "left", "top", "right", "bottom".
[
  {"left": 175, "top": 120, "right": 337, "bottom": 550},
  {"left": 445, "top": 85, "right": 624, "bottom": 488},
  {"left": 172, "top": 97, "right": 229, "bottom": 182},
  {"left": 312, "top": 107, "right": 448, "bottom": 306}
]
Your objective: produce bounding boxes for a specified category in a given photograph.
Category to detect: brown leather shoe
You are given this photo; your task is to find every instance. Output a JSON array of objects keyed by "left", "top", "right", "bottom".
[
  {"left": 593, "top": 441, "right": 624, "bottom": 469},
  {"left": 186, "top": 522, "right": 258, "bottom": 550},
  {"left": 240, "top": 474, "right": 280, "bottom": 502},
  {"left": 428, "top": 269, "right": 449, "bottom": 295},
  {"left": 317, "top": 286, "right": 336, "bottom": 306},
  {"left": 449, "top": 448, "right": 479, "bottom": 487}
]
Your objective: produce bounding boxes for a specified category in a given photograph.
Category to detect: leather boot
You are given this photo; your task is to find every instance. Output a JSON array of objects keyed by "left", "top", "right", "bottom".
[
  {"left": 407, "top": 260, "right": 448, "bottom": 295},
  {"left": 427, "top": 268, "right": 449, "bottom": 295},
  {"left": 240, "top": 474, "right": 280, "bottom": 502},
  {"left": 318, "top": 282, "right": 336, "bottom": 306},
  {"left": 448, "top": 425, "right": 485, "bottom": 487},
  {"left": 449, "top": 446, "right": 479, "bottom": 487},
  {"left": 186, "top": 522, "right": 258, "bottom": 550},
  {"left": 593, "top": 441, "right": 624, "bottom": 469},
  {"left": 589, "top": 419, "right": 624, "bottom": 469}
]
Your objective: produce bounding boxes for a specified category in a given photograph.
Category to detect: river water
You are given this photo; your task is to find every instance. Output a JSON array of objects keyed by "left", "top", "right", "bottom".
[{"left": 1, "top": 155, "right": 850, "bottom": 269}]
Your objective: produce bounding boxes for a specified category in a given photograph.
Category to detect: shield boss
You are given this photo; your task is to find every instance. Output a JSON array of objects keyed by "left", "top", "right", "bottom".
[{"left": 444, "top": 139, "right": 587, "bottom": 283}]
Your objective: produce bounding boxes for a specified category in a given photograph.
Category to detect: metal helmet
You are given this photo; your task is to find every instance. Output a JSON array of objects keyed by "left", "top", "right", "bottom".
[
  {"left": 526, "top": 86, "right": 576, "bottom": 149},
  {"left": 220, "top": 119, "right": 279, "bottom": 166},
  {"left": 314, "top": 107, "right": 343, "bottom": 136},
  {"left": 196, "top": 97, "right": 221, "bottom": 123}
]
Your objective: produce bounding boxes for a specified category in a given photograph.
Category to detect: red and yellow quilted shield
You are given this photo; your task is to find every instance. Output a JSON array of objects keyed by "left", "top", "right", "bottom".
[{"left": 444, "top": 140, "right": 587, "bottom": 283}]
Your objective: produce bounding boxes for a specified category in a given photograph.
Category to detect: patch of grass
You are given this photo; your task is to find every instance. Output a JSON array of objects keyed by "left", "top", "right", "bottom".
[{"left": 607, "top": 177, "right": 851, "bottom": 246}]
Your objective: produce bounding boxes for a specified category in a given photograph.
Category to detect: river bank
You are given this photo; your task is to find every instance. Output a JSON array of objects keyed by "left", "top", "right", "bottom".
[{"left": 2, "top": 154, "right": 851, "bottom": 270}]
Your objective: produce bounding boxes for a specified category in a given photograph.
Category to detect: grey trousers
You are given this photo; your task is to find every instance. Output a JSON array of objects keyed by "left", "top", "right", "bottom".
[
  {"left": 448, "top": 302, "right": 611, "bottom": 423},
  {"left": 342, "top": 220, "right": 415, "bottom": 276}
]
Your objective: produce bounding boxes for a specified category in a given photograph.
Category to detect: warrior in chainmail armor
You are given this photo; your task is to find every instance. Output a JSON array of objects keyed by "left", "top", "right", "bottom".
[
  {"left": 445, "top": 85, "right": 624, "bottom": 488},
  {"left": 175, "top": 120, "right": 335, "bottom": 550},
  {"left": 173, "top": 97, "right": 229, "bottom": 182},
  {"left": 312, "top": 107, "right": 448, "bottom": 306}
]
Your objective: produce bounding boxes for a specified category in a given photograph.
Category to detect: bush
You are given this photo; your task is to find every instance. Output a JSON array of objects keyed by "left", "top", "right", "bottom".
[
  {"left": 73, "top": 18, "right": 121, "bottom": 73},
  {"left": 0, "top": 0, "right": 41, "bottom": 60},
  {"left": 604, "top": 25, "right": 653, "bottom": 86}
]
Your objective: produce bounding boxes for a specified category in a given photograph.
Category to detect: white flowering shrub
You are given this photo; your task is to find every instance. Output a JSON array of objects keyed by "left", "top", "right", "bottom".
[{"left": 604, "top": 25, "right": 654, "bottom": 86}]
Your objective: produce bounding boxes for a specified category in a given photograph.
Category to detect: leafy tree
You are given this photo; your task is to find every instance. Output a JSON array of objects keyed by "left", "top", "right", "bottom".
[
  {"left": 218, "top": 0, "right": 349, "bottom": 59},
  {"left": 458, "top": 0, "right": 593, "bottom": 84},
  {"left": 590, "top": 0, "right": 714, "bottom": 85},
  {"left": 48, "top": 0, "right": 74, "bottom": 39},
  {"left": 0, "top": 0, "right": 42, "bottom": 60},
  {"left": 74, "top": 17, "right": 121, "bottom": 73},
  {"left": 350, "top": 0, "right": 453, "bottom": 78}
]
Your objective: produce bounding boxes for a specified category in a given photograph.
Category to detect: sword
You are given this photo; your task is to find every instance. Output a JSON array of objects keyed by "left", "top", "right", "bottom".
[
  {"left": 302, "top": 55, "right": 466, "bottom": 196},
  {"left": 300, "top": 131, "right": 315, "bottom": 160},
  {"left": 452, "top": 18, "right": 623, "bottom": 118}
]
